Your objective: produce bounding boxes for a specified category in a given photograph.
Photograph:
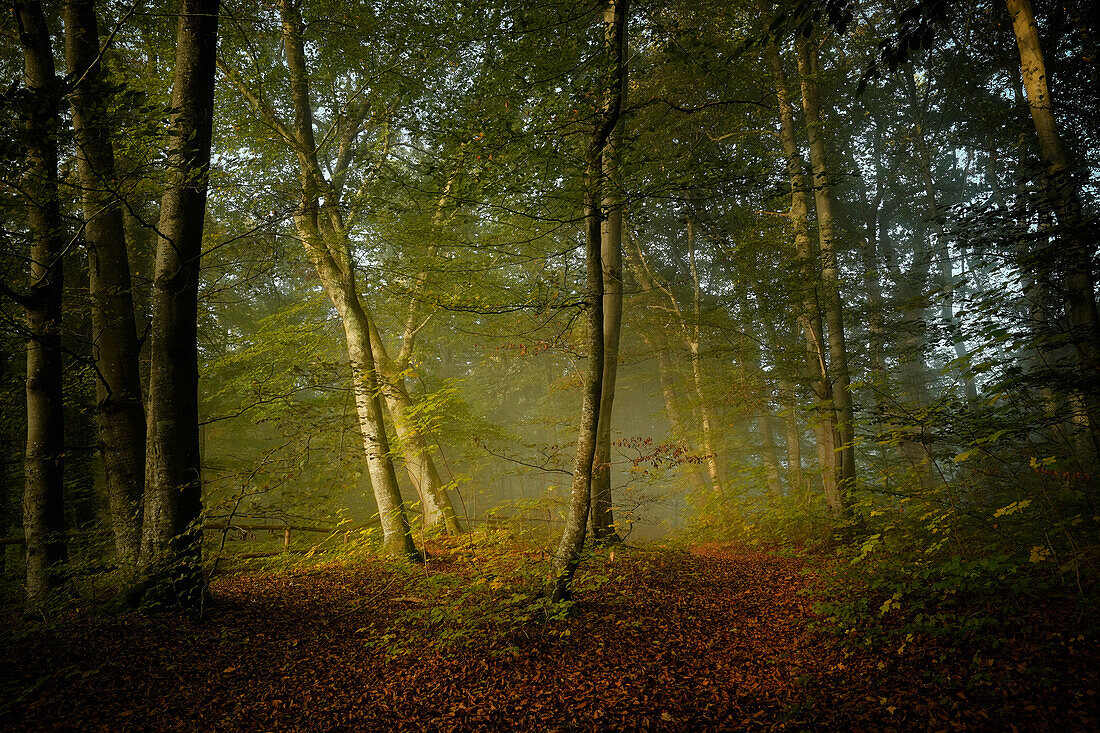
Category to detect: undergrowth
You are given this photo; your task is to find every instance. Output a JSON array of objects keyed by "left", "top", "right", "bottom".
[{"left": 368, "top": 528, "right": 625, "bottom": 659}]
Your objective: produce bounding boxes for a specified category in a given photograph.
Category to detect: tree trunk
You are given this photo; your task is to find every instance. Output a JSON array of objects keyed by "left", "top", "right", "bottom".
[
  {"left": 765, "top": 39, "right": 842, "bottom": 515},
  {"left": 758, "top": 409, "right": 783, "bottom": 499},
  {"left": 684, "top": 215, "right": 725, "bottom": 496},
  {"left": 64, "top": 0, "right": 146, "bottom": 563},
  {"left": 550, "top": 165, "right": 604, "bottom": 603},
  {"left": 368, "top": 319, "right": 460, "bottom": 535},
  {"left": 796, "top": 34, "right": 856, "bottom": 500},
  {"left": 362, "top": 176, "right": 461, "bottom": 535},
  {"left": 903, "top": 71, "right": 978, "bottom": 408},
  {"left": 138, "top": 0, "right": 219, "bottom": 608},
  {"left": 276, "top": 0, "right": 419, "bottom": 558},
  {"left": 779, "top": 378, "right": 804, "bottom": 499},
  {"left": 336, "top": 301, "right": 419, "bottom": 558},
  {"left": 632, "top": 275, "right": 706, "bottom": 495},
  {"left": 549, "top": 0, "right": 625, "bottom": 603},
  {"left": 591, "top": 0, "right": 628, "bottom": 544},
  {"left": 15, "top": 0, "right": 67, "bottom": 614},
  {"left": 1005, "top": 0, "right": 1100, "bottom": 451},
  {"left": 652, "top": 336, "right": 707, "bottom": 494}
]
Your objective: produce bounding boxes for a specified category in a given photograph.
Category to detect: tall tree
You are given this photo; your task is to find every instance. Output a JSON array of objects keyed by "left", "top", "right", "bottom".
[
  {"left": 549, "top": 0, "right": 626, "bottom": 602},
  {"left": 1005, "top": 0, "right": 1100, "bottom": 451},
  {"left": 255, "top": 0, "right": 420, "bottom": 557},
  {"left": 14, "top": 0, "right": 67, "bottom": 614},
  {"left": 796, "top": 31, "right": 855, "bottom": 504},
  {"left": 64, "top": 0, "right": 146, "bottom": 563},
  {"left": 590, "top": 0, "right": 628, "bottom": 544},
  {"left": 138, "top": 0, "right": 219, "bottom": 606},
  {"left": 765, "top": 37, "right": 842, "bottom": 514}
]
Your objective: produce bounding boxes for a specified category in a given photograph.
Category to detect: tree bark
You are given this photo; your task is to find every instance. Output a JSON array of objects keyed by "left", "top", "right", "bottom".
[
  {"left": 15, "top": 0, "right": 67, "bottom": 614},
  {"left": 550, "top": 161, "right": 604, "bottom": 603},
  {"left": 796, "top": 34, "right": 856, "bottom": 500},
  {"left": 766, "top": 39, "right": 842, "bottom": 514},
  {"left": 1005, "top": 0, "right": 1100, "bottom": 451},
  {"left": 632, "top": 264, "right": 706, "bottom": 494},
  {"left": 274, "top": 0, "right": 418, "bottom": 559},
  {"left": 64, "top": 0, "right": 146, "bottom": 563},
  {"left": 138, "top": 0, "right": 219, "bottom": 607},
  {"left": 549, "top": 0, "right": 625, "bottom": 603},
  {"left": 368, "top": 318, "right": 460, "bottom": 534},
  {"left": 684, "top": 215, "right": 726, "bottom": 496},
  {"left": 367, "top": 176, "right": 461, "bottom": 534},
  {"left": 779, "top": 377, "right": 804, "bottom": 499},
  {"left": 591, "top": 0, "right": 628, "bottom": 544},
  {"left": 758, "top": 409, "right": 783, "bottom": 499}
]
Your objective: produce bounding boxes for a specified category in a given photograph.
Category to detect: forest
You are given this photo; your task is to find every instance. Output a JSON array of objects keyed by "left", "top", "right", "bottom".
[{"left": 0, "top": 0, "right": 1097, "bottom": 728}]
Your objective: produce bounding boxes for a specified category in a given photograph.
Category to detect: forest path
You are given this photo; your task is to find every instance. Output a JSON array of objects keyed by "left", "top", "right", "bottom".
[{"left": 1, "top": 543, "right": 1093, "bottom": 730}]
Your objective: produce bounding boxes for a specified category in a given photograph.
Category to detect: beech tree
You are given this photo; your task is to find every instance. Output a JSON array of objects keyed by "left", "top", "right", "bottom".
[
  {"left": 137, "top": 0, "right": 219, "bottom": 606},
  {"left": 64, "top": 0, "right": 146, "bottom": 563},
  {"left": 549, "top": 0, "right": 627, "bottom": 602},
  {"left": 13, "top": 0, "right": 67, "bottom": 614},
  {"left": 1005, "top": 0, "right": 1100, "bottom": 451}
]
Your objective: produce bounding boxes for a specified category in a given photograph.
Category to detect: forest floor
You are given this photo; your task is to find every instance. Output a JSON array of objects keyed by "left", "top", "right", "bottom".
[{"left": 1, "top": 539, "right": 1096, "bottom": 731}]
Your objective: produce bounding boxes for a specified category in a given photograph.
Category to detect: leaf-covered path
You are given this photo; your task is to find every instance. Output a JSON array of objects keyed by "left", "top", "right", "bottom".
[{"left": 2, "top": 544, "right": 1095, "bottom": 731}]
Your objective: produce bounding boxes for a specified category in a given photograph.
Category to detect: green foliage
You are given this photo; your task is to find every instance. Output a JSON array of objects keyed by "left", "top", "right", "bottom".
[{"left": 369, "top": 530, "right": 615, "bottom": 659}]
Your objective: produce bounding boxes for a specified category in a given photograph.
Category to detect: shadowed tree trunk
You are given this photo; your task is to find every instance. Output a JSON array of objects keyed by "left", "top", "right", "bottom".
[
  {"left": 779, "top": 377, "right": 804, "bottom": 498},
  {"left": 652, "top": 335, "right": 707, "bottom": 494},
  {"left": 759, "top": 409, "right": 783, "bottom": 499},
  {"left": 629, "top": 223, "right": 725, "bottom": 496},
  {"left": 137, "top": 0, "right": 219, "bottom": 607},
  {"left": 902, "top": 71, "right": 978, "bottom": 408},
  {"left": 550, "top": 0, "right": 626, "bottom": 603},
  {"left": 550, "top": 151, "right": 605, "bottom": 603},
  {"left": 14, "top": 0, "right": 67, "bottom": 614},
  {"left": 591, "top": 0, "right": 628, "bottom": 544},
  {"left": 65, "top": 0, "right": 146, "bottom": 563},
  {"left": 683, "top": 215, "right": 726, "bottom": 496},
  {"left": 631, "top": 259, "right": 707, "bottom": 495},
  {"left": 1005, "top": 0, "right": 1100, "bottom": 452}
]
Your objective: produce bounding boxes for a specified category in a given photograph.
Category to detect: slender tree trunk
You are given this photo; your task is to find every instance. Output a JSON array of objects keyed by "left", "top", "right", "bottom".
[
  {"left": 335, "top": 298, "right": 418, "bottom": 558},
  {"left": 138, "top": 0, "right": 219, "bottom": 607},
  {"left": 550, "top": 163, "right": 604, "bottom": 603},
  {"left": 650, "top": 332, "right": 706, "bottom": 493},
  {"left": 15, "top": 0, "right": 67, "bottom": 614},
  {"left": 684, "top": 215, "right": 725, "bottom": 495},
  {"left": 903, "top": 72, "right": 977, "bottom": 408},
  {"left": 766, "top": 39, "right": 842, "bottom": 514},
  {"left": 758, "top": 409, "right": 783, "bottom": 499},
  {"left": 365, "top": 177, "right": 461, "bottom": 535},
  {"left": 634, "top": 286, "right": 706, "bottom": 493},
  {"left": 779, "top": 378, "right": 804, "bottom": 498},
  {"left": 1005, "top": 0, "right": 1100, "bottom": 451},
  {"left": 852, "top": 118, "right": 886, "bottom": 402},
  {"left": 65, "top": 0, "right": 146, "bottom": 563},
  {"left": 796, "top": 34, "right": 856, "bottom": 499},
  {"left": 632, "top": 223, "right": 725, "bottom": 496},
  {"left": 549, "top": 0, "right": 625, "bottom": 603},
  {"left": 368, "top": 319, "right": 460, "bottom": 534},
  {"left": 277, "top": 0, "right": 418, "bottom": 558},
  {"left": 590, "top": 1, "right": 626, "bottom": 542}
]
